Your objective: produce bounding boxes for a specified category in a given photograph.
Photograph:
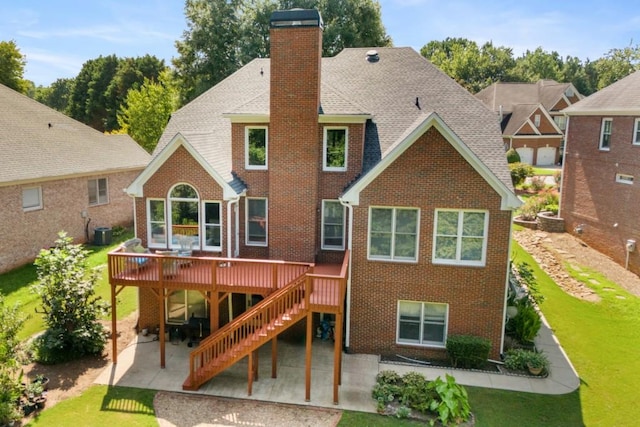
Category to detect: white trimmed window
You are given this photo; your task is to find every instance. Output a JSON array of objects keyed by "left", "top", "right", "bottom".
[
  {"left": 616, "top": 173, "right": 634, "bottom": 185},
  {"left": 397, "top": 301, "right": 448, "bottom": 347},
  {"left": 148, "top": 199, "right": 166, "bottom": 247},
  {"left": 169, "top": 184, "right": 199, "bottom": 249},
  {"left": 321, "top": 200, "right": 345, "bottom": 250},
  {"left": 203, "top": 201, "right": 222, "bottom": 251},
  {"left": 22, "top": 186, "right": 43, "bottom": 211},
  {"left": 246, "top": 198, "right": 267, "bottom": 246},
  {"left": 534, "top": 114, "right": 541, "bottom": 127},
  {"left": 433, "top": 209, "right": 488, "bottom": 266},
  {"left": 554, "top": 115, "right": 566, "bottom": 131},
  {"left": 633, "top": 119, "right": 640, "bottom": 145},
  {"left": 246, "top": 127, "right": 268, "bottom": 169},
  {"left": 368, "top": 207, "right": 419, "bottom": 261},
  {"left": 323, "top": 127, "right": 348, "bottom": 171},
  {"left": 88, "top": 178, "right": 108, "bottom": 206},
  {"left": 599, "top": 118, "right": 612, "bottom": 150}
]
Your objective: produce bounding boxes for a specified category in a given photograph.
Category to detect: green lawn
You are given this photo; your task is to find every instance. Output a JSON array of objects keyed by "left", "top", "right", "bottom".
[
  {"left": 0, "top": 232, "right": 137, "bottom": 339},
  {"left": 531, "top": 166, "right": 559, "bottom": 176},
  {"left": 7, "top": 233, "right": 640, "bottom": 426}
]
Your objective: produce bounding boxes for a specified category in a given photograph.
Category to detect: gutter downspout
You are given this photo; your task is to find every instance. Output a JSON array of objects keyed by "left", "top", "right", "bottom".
[
  {"left": 558, "top": 115, "right": 570, "bottom": 218},
  {"left": 339, "top": 198, "right": 354, "bottom": 350},
  {"left": 227, "top": 194, "right": 242, "bottom": 258}
]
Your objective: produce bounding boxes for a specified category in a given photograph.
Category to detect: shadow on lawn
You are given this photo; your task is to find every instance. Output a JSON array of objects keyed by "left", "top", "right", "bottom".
[{"left": 100, "top": 386, "right": 155, "bottom": 416}]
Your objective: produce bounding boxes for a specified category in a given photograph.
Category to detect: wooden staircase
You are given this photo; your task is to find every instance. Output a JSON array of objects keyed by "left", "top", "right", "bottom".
[{"left": 182, "top": 273, "right": 311, "bottom": 391}]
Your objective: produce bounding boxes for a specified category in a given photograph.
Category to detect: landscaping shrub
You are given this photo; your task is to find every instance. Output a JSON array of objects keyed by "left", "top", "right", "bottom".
[
  {"left": 32, "top": 232, "right": 109, "bottom": 364},
  {"left": 0, "top": 295, "right": 28, "bottom": 425},
  {"left": 506, "top": 148, "right": 520, "bottom": 163},
  {"left": 529, "top": 176, "right": 546, "bottom": 192},
  {"left": 427, "top": 374, "right": 471, "bottom": 426},
  {"left": 509, "top": 162, "right": 534, "bottom": 186},
  {"left": 508, "top": 299, "right": 542, "bottom": 344},
  {"left": 446, "top": 334, "right": 491, "bottom": 369},
  {"left": 504, "top": 348, "right": 549, "bottom": 374}
]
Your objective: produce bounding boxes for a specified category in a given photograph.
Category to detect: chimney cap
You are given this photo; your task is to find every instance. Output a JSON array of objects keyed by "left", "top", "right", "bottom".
[{"left": 270, "top": 9, "right": 323, "bottom": 29}]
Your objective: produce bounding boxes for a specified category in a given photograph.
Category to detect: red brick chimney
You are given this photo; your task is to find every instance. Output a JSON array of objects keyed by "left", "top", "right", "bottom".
[{"left": 268, "top": 9, "right": 323, "bottom": 262}]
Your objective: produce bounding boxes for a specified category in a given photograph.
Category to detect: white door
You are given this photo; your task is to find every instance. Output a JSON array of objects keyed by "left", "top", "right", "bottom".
[
  {"left": 537, "top": 147, "right": 556, "bottom": 166},
  {"left": 516, "top": 147, "right": 534, "bottom": 165}
]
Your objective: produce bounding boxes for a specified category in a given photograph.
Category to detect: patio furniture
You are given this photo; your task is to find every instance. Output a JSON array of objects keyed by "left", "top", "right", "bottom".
[
  {"left": 156, "top": 250, "right": 179, "bottom": 277},
  {"left": 120, "top": 238, "right": 151, "bottom": 272}
]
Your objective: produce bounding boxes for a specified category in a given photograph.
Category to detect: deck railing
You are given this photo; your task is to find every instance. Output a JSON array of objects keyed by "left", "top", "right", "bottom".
[{"left": 184, "top": 273, "right": 310, "bottom": 390}]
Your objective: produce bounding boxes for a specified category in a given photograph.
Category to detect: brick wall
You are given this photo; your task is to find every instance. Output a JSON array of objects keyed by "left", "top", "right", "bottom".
[
  {"left": 348, "top": 127, "right": 512, "bottom": 360},
  {"left": 0, "top": 169, "right": 142, "bottom": 273},
  {"left": 561, "top": 115, "right": 640, "bottom": 274}
]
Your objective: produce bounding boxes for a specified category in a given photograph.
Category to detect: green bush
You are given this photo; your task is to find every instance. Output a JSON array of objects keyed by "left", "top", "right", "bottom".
[
  {"left": 506, "top": 148, "right": 520, "bottom": 163},
  {"left": 446, "top": 334, "right": 491, "bottom": 369},
  {"left": 508, "top": 300, "right": 542, "bottom": 344},
  {"left": 509, "top": 162, "right": 534, "bottom": 186},
  {"left": 504, "top": 348, "right": 549, "bottom": 373},
  {"left": 427, "top": 374, "right": 471, "bottom": 426}
]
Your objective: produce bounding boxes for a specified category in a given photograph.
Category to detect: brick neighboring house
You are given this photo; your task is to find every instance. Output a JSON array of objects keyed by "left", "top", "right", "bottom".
[
  {"left": 561, "top": 71, "right": 640, "bottom": 275},
  {"left": 0, "top": 83, "right": 150, "bottom": 273},
  {"left": 123, "top": 9, "right": 519, "bottom": 364},
  {"left": 476, "top": 80, "right": 583, "bottom": 165}
]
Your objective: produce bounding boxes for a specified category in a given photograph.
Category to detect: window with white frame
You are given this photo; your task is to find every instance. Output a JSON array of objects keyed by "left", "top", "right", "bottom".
[
  {"left": 246, "top": 198, "right": 267, "bottom": 246},
  {"left": 22, "top": 186, "right": 43, "bottom": 211},
  {"left": 554, "top": 115, "right": 566, "bottom": 131},
  {"left": 368, "top": 207, "right": 419, "bottom": 261},
  {"left": 599, "top": 118, "right": 612, "bottom": 150},
  {"left": 203, "top": 201, "right": 222, "bottom": 250},
  {"left": 169, "top": 184, "right": 199, "bottom": 249},
  {"left": 88, "top": 178, "right": 108, "bottom": 206},
  {"left": 533, "top": 114, "right": 541, "bottom": 127},
  {"left": 321, "top": 200, "right": 345, "bottom": 250},
  {"left": 397, "top": 301, "right": 448, "bottom": 346},
  {"left": 166, "top": 290, "right": 208, "bottom": 324},
  {"left": 433, "top": 209, "right": 488, "bottom": 266},
  {"left": 616, "top": 173, "right": 634, "bottom": 185},
  {"left": 148, "top": 199, "right": 166, "bottom": 247},
  {"left": 633, "top": 119, "right": 640, "bottom": 145},
  {"left": 246, "top": 127, "right": 268, "bottom": 169},
  {"left": 323, "top": 127, "right": 348, "bottom": 171}
]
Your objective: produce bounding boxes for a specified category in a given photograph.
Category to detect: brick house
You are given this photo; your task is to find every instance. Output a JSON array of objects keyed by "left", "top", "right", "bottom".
[
  {"left": 476, "top": 80, "right": 583, "bottom": 165},
  {"left": 114, "top": 9, "right": 519, "bottom": 394},
  {"left": 561, "top": 71, "right": 640, "bottom": 275},
  {"left": 0, "top": 83, "right": 150, "bottom": 273}
]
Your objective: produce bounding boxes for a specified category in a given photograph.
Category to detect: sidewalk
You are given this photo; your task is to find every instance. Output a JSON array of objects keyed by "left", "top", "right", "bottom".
[{"left": 95, "top": 313, "right": 580, "bottom": 414}]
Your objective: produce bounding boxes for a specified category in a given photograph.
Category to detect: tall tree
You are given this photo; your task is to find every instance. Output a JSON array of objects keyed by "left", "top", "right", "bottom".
[
  {"left": 593, "top": 44, "right": 640, "bottom": 90},
  {"left": 117, "top": 70, "right": 178, "bottom": 153},
  {"left": 34, "top": 77, "right": 75, "bottom": 112},
  {"left": 0, "top": 40, "right": 28, "bottom": 93},
  {"left": 510, "top": 47, "right": 563, "bottom": 82}
]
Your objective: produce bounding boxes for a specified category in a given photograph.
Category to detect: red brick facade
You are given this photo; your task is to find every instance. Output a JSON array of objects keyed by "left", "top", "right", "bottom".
[{"left": 561, "top": 115, "right": 640, "bottom": 274}]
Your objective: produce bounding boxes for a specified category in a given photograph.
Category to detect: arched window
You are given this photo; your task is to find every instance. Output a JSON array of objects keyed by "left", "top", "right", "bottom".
[{"left": 169, "top": 183, "right": 199, "bottom": 248}]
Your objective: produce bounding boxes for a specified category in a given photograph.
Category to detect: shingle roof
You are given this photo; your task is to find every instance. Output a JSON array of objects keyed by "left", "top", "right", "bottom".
[
  {"left": 564, "top": 71, "right": 640, "bottom": 114},
  {"left": 156, "top": 47, "right": 513, "bottom": 192},
  {"left": 502, "top": 104, "right": 539, "bottom": 135},
  {"left": 476, "top": 79, "right": 572, "bottom": 113},
  {"left": 0, "top": 84, "right": 150, "bottom": 185}
]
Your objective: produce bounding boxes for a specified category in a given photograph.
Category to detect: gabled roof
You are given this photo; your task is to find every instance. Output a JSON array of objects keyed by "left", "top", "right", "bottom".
[
  {"left": 563, "top": 71, "right": 640, "bottom": 115},
  {"left": 126, "top": 133, "right": 244, "bottom": 199},
  {"left": 155, "top": 47, "right": 514, "bottom": 197},
  {"left": 0, "top": 83, "right": 150, "bottom": 186},
  {"left": 502, "top": 103, "right": 563, "bottom": 136},
  {"left": 476, "top": 79, "right": 580, "bottom": 113},
  {"left": 341, "top": 112, "right": 520, "bottom": 210}
]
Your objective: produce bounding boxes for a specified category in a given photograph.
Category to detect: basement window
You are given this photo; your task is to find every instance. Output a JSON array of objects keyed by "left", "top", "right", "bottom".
[{"left": 616, "top": 173, "right": 633, "bottom": 185}]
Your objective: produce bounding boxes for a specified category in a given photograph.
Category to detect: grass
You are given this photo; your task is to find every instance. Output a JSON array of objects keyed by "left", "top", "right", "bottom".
[
  {"left": 6, "top": 231, "right": 640, "bottom": 425},
  {"left": 0, "top": 231, "right": 137, "bottom": 340},
  {"left": 25, "top": 385, "right": 157, "bottom": 426},
  {"left": 531, "top": 166, "right": 558, "bottom": 176}
]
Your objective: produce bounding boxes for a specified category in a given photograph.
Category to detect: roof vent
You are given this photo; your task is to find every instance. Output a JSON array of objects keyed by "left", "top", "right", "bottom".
[{"left": 366, "top": 50, "right": 379, "bottom": 63}]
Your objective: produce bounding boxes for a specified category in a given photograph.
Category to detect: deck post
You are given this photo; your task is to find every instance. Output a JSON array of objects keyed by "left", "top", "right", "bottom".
[
  {"left": 110, "top": 282, "right": 118, "bottom": 364},
  {"left": 305, "top": 310, "right": 312, "bottom": 402},
  {"left": 271, "top": 337, "right": 278, "bottom": 378},
  {"left": 210, "top": 291, "right": 219, "bottom": 333},
  {"left": 333, "top": 312, "right": 343, "bottom": 404},
  {"left": 159, "top": 288, "right": 166, "bottom": 368},
  {"left": 247, "top": 351, "right": 254, "bottom": 396}
]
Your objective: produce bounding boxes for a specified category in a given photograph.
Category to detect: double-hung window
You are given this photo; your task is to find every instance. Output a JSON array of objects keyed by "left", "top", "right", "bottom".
[
  {"left": 148, "top": 199, "right": 166, "bottom": 247},
  {"left": 323, "top": 127, "right": 348, "bottom": 171},
  {"left": 433, "top": 209, "right": 488, "bottom": 266},
  {"left": 599, "top": 118, "right": 612, "bottom": 150},
  {"left": 321, "top": 200, "right": 345, "bottom": 250},
  {"left": 246, "top": 198, "right": 267, "bottom": 246},
  {"left": 246, "top": 127, "right": 268, "bottom": 169},
  {"left": 368, "top": 207, "right": 419, "bottom": 261},
  {"left": 88, "top": 178, "right": 108, "bottom": 206},
  {"left": 203, "top": 201, "right": 222, "bottom": 251},
  {"left": 633, "top": 119, "right": 640, "bottom": 145},
  {"left": 22, "top": 186, "right": 43, "bottom": 211},
  {"left": 397, "top": 301, "right": 448, "bottom": 347}
]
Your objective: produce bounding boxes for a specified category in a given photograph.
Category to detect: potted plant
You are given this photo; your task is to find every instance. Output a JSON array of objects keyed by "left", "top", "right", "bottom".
[
  {"left": 525, "top": 351, "right": 549, "bottom": 376},
  {"left": 33, "top": 374, "right": 50, "bottom": 391}
]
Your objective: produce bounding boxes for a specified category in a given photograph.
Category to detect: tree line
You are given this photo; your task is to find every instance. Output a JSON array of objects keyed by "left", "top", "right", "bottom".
[{"left": 1, "top": 0, "right": 638, "bottom": 154}]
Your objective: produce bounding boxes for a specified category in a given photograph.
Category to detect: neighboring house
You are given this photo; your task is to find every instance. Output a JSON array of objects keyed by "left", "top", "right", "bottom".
[
  {"left": 110, "top": 9, "right": 519, "bottom": 396},
  {"left": 476, "top": 80, "right": 583, "bottom": 165},
  {"left": 0, "top": 83, "right": 150, "bottom": 274},
  {"left": 561, "top": 70, "right": 640, "bottom": 275}
]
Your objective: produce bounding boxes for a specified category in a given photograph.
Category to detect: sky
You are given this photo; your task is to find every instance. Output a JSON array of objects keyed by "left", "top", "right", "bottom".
[{"left": 1, "top": 0, "right": 638, "bottom": 87}]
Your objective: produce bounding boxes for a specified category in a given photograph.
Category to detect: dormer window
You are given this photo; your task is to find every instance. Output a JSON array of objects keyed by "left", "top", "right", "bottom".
[
  {"left": 246, "top": 127, "right": 268, "bottom": 169},
  {"left": 534, "top": 114, "right": 541, "bottom": 128},
  {"left": 323, "top": 127, "right": 348, "bottom": 171}
]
